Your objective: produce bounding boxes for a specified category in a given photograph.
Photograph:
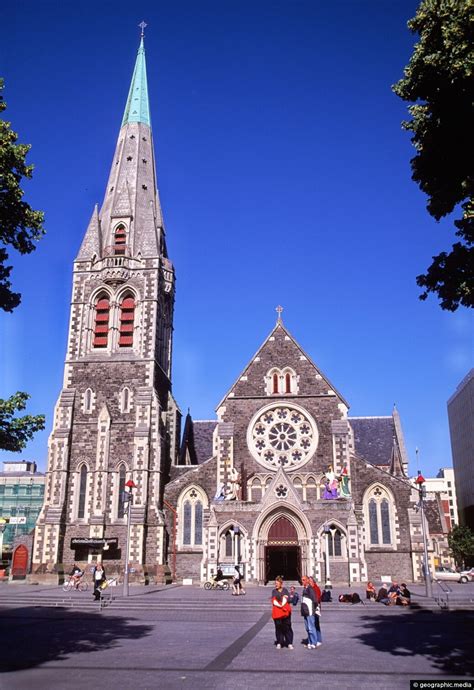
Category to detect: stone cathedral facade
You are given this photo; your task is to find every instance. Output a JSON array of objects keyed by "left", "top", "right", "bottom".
[{"left": 33, "top": 37, "right": 450, "bottom": 584}]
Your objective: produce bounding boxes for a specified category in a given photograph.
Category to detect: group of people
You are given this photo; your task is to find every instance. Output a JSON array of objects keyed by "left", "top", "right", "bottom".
[
  {"left": 366, "top": 580, "right": 411, "bottom": 606},
  {"left": 70, "top": 563, "right": 107, "bottom": 601},
  {"left": 271, "top": 575, "right": 323, "bottom": 650}
]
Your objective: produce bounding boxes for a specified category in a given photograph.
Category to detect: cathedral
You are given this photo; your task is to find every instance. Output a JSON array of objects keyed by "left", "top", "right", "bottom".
[{"left": 33, "top": 35, "right": 450, "bottom": 585}]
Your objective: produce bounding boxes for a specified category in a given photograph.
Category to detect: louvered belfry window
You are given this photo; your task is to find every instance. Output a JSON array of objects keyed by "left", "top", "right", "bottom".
[
  {"left": 93, "top": 296, "right": 110, "bottom": 348},
  {"left": 114, "top": 225, "right": 127, "bottom": 255},
  {"left": 119, "top": 296, "right": 135, "bottom": 347}
]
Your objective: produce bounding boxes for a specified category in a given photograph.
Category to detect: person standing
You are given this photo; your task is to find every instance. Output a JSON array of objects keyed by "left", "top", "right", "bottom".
[
  {"left": 232, "top": 566, "right": 246, "bottom": 595},
  {"left": 92, "top": 563, "right": 106, "bottom": 601},
  {"left": 271, "top": 576, "right": 293, "bottom": 649},
  {"left": 309, "top": 576, "right": 323, "bottom": 646},
  {"left": 301, "top": 575, "right": 318, "bottom": 649}
]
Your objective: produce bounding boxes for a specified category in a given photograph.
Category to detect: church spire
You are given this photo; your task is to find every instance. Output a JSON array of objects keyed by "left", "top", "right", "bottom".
[
  {"left": 121, "top": 35, "right": 151, "bottom": 128},
  {"left": 77, "top": 29, "right": 168, "bottom": 261}
]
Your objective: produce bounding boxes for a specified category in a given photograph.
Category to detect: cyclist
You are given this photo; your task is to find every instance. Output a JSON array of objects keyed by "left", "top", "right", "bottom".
[
  {"left": 211, "top": 567, "right": 224, "bottom": 586},
  {"left": 70, "top": 564, "right": 84, "bottom": 590}
]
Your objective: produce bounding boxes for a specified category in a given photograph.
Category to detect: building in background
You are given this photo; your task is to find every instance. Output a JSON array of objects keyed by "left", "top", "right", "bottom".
[
  {"left": 424, "top": 468, "right": 459, "bottom": 526},
  {"left": 0, "top": 461, "right": 45, "bottom": 559},
  {"left": 448, "top": 370, "right": 474, "bottom": 530}
]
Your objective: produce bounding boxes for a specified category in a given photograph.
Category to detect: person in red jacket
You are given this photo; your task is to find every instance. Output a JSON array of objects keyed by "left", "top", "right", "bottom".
[
  {"left": 309, "top": 576, "right": 321, "bottom": 602},
  {"left": 309, "top": 576, "right": 323, "bottom": 646},
  {"left": 271, "top": 576, "right": 293, "bottom": 649}
]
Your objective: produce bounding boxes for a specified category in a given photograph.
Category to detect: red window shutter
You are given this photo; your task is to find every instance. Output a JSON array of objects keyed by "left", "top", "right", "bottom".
[
  {"left": 94, "top": 296, "right": 110, "bottom": 348},
  {"left": 118, "top": 296, "right": 135, "bottom": 347}
]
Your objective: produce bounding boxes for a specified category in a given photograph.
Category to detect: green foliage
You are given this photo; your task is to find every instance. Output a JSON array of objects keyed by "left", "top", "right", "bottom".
[
  {"left": 0, "top": 392, "right": 45, "bottom": 452},
  {"left": 448, "top": 524, "right": 474, "bottom": 568},
  {"left": 393, "top": 0, "right": 474, "bottom": 310},
  {"left": 0, "top": 78, "right": 45, "bottom": 312}
]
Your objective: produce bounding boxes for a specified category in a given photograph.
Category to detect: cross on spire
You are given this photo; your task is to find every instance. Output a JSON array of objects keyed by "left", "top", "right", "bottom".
[
  {"left": 139, "top": 21, "right": 147, "bottom": 37},
  {"left": 275, "top": 305, "right": 284, "bottom": 324}
]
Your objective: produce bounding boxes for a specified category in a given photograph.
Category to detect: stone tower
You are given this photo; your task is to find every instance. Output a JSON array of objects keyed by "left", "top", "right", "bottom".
[{"left": 33, "top": 34, "right": 179, "bottom": 583}]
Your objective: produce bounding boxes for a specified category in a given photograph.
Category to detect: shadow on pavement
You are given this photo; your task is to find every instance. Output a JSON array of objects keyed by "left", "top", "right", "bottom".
[
  {"left": 355, "top": 608, "right": 474, "bottom": 675},
  {"left": 0, "top": 607, "right": 153, "bottom": 673}
]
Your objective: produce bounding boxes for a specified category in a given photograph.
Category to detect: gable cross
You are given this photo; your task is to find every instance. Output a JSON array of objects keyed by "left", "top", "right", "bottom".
[
  {"left": 275, "top": 305, "right": 283, "bottom": 324},
  {"left": 139, "top": 21, "right": 147, "bottom": 37}
]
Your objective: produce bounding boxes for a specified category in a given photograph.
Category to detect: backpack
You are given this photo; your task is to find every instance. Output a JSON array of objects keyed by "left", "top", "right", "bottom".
[{"left": 321, "top": 590, "right": 332, "bottom": 603}]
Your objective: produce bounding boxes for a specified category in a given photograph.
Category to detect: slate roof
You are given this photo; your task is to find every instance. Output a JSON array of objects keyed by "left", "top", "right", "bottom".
[
  {"left": 191, "top": 421, "right": 216, "bottom": 465},
  {"left": 349, "top": 417, "right": 395, "bottom": 467}
]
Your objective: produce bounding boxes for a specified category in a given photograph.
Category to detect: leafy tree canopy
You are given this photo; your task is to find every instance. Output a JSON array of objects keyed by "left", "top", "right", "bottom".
[
  {"left": 393, "top": 0, "right": 474, "bottom": 310},
  {"left": 448, "top": 524, "right": 474, "bottom": 568},
  {"left": 0, "top": 392, "right": 45, "bottom": 452},
  {"left": 0, "top": 78, "right": 45, "bottom": 312}
]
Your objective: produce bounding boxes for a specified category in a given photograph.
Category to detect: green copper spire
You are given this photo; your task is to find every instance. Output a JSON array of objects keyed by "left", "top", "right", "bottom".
[{"left": 122, "top": 36, "right": 151, "bottom": 127}]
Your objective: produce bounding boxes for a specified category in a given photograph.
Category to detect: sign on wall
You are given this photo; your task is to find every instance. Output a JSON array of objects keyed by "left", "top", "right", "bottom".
[{"left": 70, "top": 537, "right": 119, "bottom": 549}]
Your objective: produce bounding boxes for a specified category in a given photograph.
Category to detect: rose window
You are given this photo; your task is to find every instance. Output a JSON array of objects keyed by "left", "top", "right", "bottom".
[{"left": 247, "top": 404, "right": 318, "bottom": 470}]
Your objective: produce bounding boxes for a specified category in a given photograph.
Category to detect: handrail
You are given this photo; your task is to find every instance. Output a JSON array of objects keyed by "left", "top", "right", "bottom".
[{"left": 433, "top": 579, "right": 451, "bottom": 609}]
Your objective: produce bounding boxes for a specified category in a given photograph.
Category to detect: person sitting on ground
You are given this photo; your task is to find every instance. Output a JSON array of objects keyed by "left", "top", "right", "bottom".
[
  {"left": 366, "top": 581, "right": 377, "bottom": 600},
  {"left": 397, "top": 583, "right": 411, "bottom": 606},
  {"left": 387, "top": 581, "right": 401, "bottom": 605},
  {"left": 70, "top": 564, "right": 84, "bottom": 590},
  {"left": 376, "top": 585, "right": 390, "bottom": 605}
]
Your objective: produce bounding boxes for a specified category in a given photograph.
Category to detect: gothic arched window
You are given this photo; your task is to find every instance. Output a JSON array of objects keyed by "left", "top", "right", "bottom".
[
  {"left": 183, "top": 501, "right": 192, "bottom": 545},
  {"left": 119, "top": 295, "right": 135, "bottom": 347},
  {"left": 117, "top": 465, "right": 127, "bottom": 518},
  {"left": 328, "top": 527, "right": 343, "bottom": 556},
  {"left": 225, "top": 530, "right": 233, "bottom": 557},
  {"left": 179, "top": 486, "right": 207, "bottom": 548},
  {"left": 120, "top": 387, "right": 132, "bottom": 413},
  {"left": 93, "top": 295, "right": 110, "bottom": 348},
  {"left": 114, "top": 224, "right": 127, "bottom": 255},
  {"left": 78, "top": 465, "right": 88, "bottom": 519},
  {"left": 266, "top": 367, "right": 298, "bottom": 395},
  {"left": 84, "top": 388, "right": 94, "bottom": 414},
  {"left": 272, "top": 373, "right": 279, "bottom": 394},
  {"left": 365, "top": 486, "right": 394, "bottom": 546}
]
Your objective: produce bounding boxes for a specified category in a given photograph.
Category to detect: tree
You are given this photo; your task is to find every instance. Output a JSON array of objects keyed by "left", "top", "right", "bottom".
[
  {"left": 448, "top": 524, "right": 474, "bottom": 568},
  {"left": 0, "top": 392, "right": 45, "bottom": 452},
  {"left": 393, "top": 0, "right": 474, "bottom": 311},
  {"left": 0, "top": 77, "right": 45, "bottom": 312}
]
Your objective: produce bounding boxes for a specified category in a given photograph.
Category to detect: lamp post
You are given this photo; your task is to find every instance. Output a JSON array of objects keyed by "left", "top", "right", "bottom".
[
  {"left": 415, "top": 471, "right": 433, "bottom": 598},
  {"left": 0, "top": 519, "right": 6, "bottom": 564},
  {"left": 324, "top": 523, "right": 332, "bottom": 589},
  {"left": 123, "top": 479, "right": 137, "bottom": 597}
]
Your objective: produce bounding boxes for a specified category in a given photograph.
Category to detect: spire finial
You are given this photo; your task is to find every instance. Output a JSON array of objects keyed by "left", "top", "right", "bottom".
[
  {"left": 139, "top": 21, "right": 147, "bottom": 38},
  {"left": 275, "top": 305, "right": 284, "bottom": 324}
]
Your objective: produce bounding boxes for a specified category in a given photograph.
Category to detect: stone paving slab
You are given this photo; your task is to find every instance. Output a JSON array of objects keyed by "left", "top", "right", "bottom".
[{"left": 1, "top": 588, "right": 473, "bottom": 690}]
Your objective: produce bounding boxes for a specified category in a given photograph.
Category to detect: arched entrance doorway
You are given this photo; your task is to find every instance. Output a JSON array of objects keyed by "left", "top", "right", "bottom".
[
  {"left": 265, "top": 516, "right": 301, "bottom": 583},
  {"left": 12, "top": 544, "right": 29, "bottom": 579}
]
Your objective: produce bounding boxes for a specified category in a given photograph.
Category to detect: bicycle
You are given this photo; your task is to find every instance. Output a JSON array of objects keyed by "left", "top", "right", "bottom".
[
  {"left": 62, "top": 577, "right": 89, "bottom": 592},
  {"left": 204, "top": 579, "right": 230, "bottom": 591}
]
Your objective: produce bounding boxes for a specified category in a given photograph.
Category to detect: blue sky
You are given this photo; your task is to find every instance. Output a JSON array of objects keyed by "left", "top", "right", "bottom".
[{"left": 1, "top": 1, "right": 472, "bottom": 477}]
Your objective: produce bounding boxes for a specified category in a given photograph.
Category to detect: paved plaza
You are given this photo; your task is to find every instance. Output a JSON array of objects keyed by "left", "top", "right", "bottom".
[{"left": 0, "top": 583, "right": 473, "bottom": 690}]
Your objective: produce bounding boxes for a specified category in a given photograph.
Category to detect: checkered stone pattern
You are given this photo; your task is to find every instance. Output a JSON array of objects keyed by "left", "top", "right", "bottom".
[{"left": 32, "top": 110, "right": 178, "bottom": 584}]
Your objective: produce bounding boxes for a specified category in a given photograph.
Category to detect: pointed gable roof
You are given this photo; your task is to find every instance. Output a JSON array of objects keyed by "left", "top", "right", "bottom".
[
  {"left": 77, "top": 204, "right": 102, "bottom": 260},
  {"left": 259, "top": 465, "right": 304, "bottom": 511},
  {"left": 218, "top": 320, "right": 348, "bottom": 408}
]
